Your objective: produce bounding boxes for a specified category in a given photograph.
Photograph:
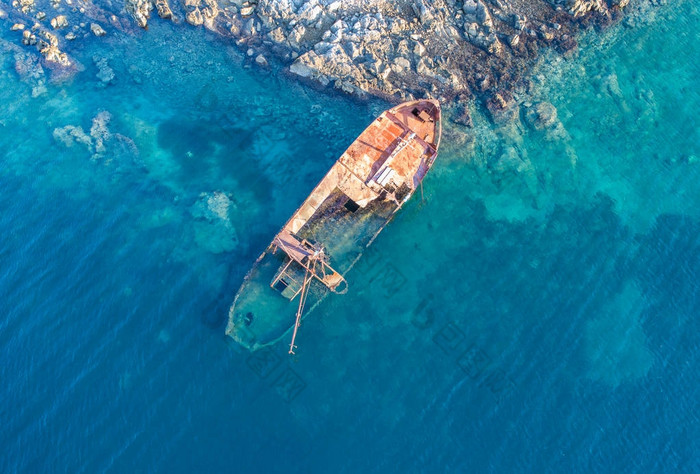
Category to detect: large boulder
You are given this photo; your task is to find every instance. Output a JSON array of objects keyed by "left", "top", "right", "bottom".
[{"left": 125, "top": 0, "right": 152, "bottom": 28}]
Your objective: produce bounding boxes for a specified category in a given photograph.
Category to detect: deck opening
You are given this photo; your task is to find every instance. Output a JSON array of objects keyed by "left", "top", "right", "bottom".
[
  {"left": 274, "top": 278, "right": 289, "bottom": 292},
  {"left": 395, "top": 182, "right": 411, "bottom": 201},
  {"left": 412, "top": 107, "right": 432, "bottom": 122},
  {"left": 344, "top": 199, "right": 360, "bottom": 212}
]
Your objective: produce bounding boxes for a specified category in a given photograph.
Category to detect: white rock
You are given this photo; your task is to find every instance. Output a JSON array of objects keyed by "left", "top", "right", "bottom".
[
  {"left": 479, "top": 1, "right": 494, "bottom": 24},
  {"left": 50, "top": 15, "right": 68, "bottom": 29},
  {"left": 267, "top": 26, "right": 286, "bottom": 43},
  {"left": 289, "top": 23, "right": 306, "bottom": 48},
  {"left": 90, "top": 23, "right": 106, "bottom": 36},
  {"left": 416, "top": 58, "right": 433, "bottom": 76},
  {"left": 299, "top": 4, "right": 323, "bottom": 24},
  {"left": 463, "top": 0, "right": 477, "bottom": 15},
  {"left": 344, "top": 42, "right": 362, "bottom": 59},
  {"left": 413, "top": 42, "right": 425, "bottom": 56},
  {"left": 335, "top": 79, "right": 356, "bottom": 94},
  {"left": 289, "top": 60, "right": 314, "bottom": 78},
  {"left": 186, "top": 8, "right": 204, "bottom": 26},
  {"left": 464, "top": 22, "right": 479, "bottom": 37},
  {"left": 22, "top": 30, "right": 37, "bottom": 45},
  {"left": 311, "top": 40, "right": 330, "bottom": 54},
  {"left": 394, "top": 57, "right": 411, "bottom": 70},
  {"left": 378, "top": 66, "right": 391, "bottom": 80}
]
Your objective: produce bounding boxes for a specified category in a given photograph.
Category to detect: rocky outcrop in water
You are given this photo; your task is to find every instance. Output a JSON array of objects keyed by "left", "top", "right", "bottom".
[
  {"left": 52, "top": 110, "right": 140, "bottom": 164},
  {"left": 126, "top": 0, "right": 627, "bottom": 113},
  {"left": 190, "top": 191, "right": 239, "bottom": 253},
  {"left": 2, "top": 0, "right": 632, "bottom": 112},
  {"left": 179, "top": 0, "right": 627, "bottom": 107},
  {"left": 1, "top": 0, "right": 130, "bottom": 78}
]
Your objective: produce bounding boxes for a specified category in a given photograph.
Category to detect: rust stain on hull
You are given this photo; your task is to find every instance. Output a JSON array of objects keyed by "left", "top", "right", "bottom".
[{"left": 226, "top": 99, "right": 442, "bottom": 352}]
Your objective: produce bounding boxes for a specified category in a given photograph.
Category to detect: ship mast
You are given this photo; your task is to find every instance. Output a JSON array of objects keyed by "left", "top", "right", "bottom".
[
  {"left": 288, "top": 259, "right": 315, "bottom": 354},
  {"left": 270, "top": 233, "right": 349, "bottom": 354}
]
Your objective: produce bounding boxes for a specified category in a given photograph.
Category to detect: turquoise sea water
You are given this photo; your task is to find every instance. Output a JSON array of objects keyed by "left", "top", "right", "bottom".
[{"left": 1, "top": 2, "right": 699, "bottom": 472}]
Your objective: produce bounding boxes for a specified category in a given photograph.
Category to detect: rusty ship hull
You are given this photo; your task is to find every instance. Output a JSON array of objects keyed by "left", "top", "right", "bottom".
[{"left": 226, "top": 99, "right": 441, "bottom": 352}]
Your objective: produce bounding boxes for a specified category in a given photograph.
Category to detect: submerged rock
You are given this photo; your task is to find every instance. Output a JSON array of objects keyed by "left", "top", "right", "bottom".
[
  {"left": 255, "top": 54, "right": 268, "bottom": 67},
  {"left": 22, "top": 30, "right": 37, "bottom": 46},
  {"left": 584, "top": 282, "right": 654, "bottom": 387},
  {"left": 13, "top": 51, "right": 46, "bottom": 96},
  {"left": 452, "top": 97, "right": 474, "bottom": 127},
  {"left": 190, "top": 191, "right": 239, "bottom": 253},
  {"left": 93, "top": 56, "right": 115, "bottom": 85},
  {"left": 90, "top": 111, "right": 112, "bottom": 158},
  {"left": 90, "top": 23, "right": 106, "bottom": 37},
  {"left": 53, "top": 125, "right": 93, "bottom": 148},
  {"left": 524, "top": 102, "right": 558, "bottom": 130},
  {"left": 52, "top": 111, "right": 120, "bottom": 160},
  {"left": 486, "top": 92, "right": 519, "bottom": 125}
]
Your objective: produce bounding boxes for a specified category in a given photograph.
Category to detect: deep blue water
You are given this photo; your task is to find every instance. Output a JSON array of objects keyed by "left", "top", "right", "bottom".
[{"left": 1, "top": 1, "right": 699, "bottom": 472}]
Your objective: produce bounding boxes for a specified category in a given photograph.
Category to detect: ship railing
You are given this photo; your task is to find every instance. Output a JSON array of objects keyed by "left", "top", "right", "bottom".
[
  {"left": 273, "top": 233, "right": 348, "bottom": 295},
  {"left": 270, "top": 258, "right": 304, "bottom": 299}
]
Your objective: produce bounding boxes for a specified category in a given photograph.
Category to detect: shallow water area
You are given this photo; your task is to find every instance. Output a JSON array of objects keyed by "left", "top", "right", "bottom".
[{"left": 1, "top": 3, "right": 699, "bottom": 472}]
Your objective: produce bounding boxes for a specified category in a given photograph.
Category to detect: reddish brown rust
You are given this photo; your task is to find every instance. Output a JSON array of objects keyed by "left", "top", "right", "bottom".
[{"left": 226, "top": 99, "right": 442, "bottom": 354}]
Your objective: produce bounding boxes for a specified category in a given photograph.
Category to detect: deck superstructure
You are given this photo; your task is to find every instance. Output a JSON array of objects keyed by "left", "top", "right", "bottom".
[{"left": 226, "top": 99, "right": 441, "bottom": 352}]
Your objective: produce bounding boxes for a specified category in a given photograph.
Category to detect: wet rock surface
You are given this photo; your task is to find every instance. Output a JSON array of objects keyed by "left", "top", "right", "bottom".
[{"left": 1, "top": 0, "right": 639, "bottom": 113}]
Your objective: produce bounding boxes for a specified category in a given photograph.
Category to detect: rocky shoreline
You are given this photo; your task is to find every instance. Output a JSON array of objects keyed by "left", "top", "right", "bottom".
[{"left": 1, "top": 0, "right": 635, "bottom": 122}]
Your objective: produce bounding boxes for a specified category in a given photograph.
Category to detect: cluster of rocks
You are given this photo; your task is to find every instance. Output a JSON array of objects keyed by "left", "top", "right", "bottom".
[
  {"left": 12, "top": 49, "right": 48, "bottom": 96},
  {"left": 53, "top": 110, "right": 139, "bottom": 162},
  {"left": 2, "top": 0, "right": 631, "bottom": 121},
  {"left": 53, "top": 110, "right": 114, "bottom": 159},
  {"left": 116, "top": 0, "right": 628, "bottom": 118},
  {"left": 2, "top": 0, "right": 132, "bottom": 76}
]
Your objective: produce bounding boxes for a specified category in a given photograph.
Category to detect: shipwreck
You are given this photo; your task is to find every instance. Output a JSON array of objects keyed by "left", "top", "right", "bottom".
[{"left": 226, "top": 99, "right": 442, "bottom": 353}]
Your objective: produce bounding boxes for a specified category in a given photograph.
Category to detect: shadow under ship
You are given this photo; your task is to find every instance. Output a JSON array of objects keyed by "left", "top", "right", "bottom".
[{"left": 226, "top": 99, "right": 442, "bottom": 353}]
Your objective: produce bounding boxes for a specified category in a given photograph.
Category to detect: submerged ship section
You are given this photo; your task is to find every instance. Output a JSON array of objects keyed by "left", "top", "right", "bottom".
[{"left": 226, "top": 99, "right": 441, "bottom": 352}]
